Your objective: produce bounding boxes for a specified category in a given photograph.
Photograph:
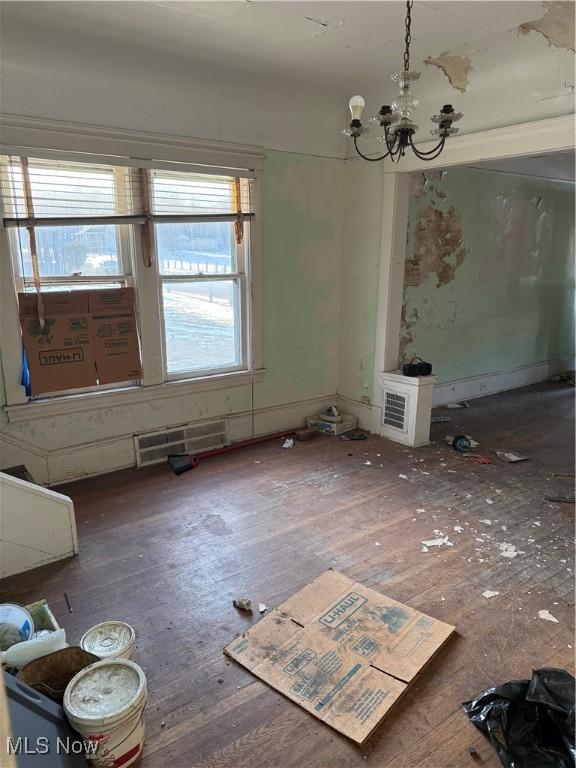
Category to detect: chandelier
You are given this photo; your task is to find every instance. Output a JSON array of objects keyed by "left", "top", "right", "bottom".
[{"left": 344, "top": 0, "right": 463, "bottom": 163}]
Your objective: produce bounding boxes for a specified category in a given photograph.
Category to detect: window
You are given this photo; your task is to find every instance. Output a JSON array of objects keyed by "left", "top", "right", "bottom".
[{"left": 0, "top": 154, "right": 256, "bottom": 399}]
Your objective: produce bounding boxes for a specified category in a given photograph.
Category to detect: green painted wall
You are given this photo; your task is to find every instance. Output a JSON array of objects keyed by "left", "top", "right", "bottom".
[
  {"left": 257, "top": 151, "right": 342, "bottom": 408},
  {"left": 402, "top": 167, "right": 575, "bottom": 384}
]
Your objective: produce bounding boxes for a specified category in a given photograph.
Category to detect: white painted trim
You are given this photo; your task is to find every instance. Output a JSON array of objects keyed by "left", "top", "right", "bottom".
[
  {"left": 381, "top": 114, "right": 575, "bottom": 174},
  {"left": 371, "top": 172, "right": 410, "bottom": 433},
  {"left": 0, "top": 113, "right": 264, "bottom": 170},
  {"left": 4, "top": 369, "right": 267, "bottom": 424},
  {"left": 432, "top": 358, "right": 575, "bottom": 407},
  {"left": 1, "top": 393, "right": 337, "bottom": 485}
]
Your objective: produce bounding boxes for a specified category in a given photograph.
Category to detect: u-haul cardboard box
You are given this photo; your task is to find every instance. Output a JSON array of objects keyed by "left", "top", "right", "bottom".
[{"left": 19, "top": 288, "right": 142, "bottom": 395}]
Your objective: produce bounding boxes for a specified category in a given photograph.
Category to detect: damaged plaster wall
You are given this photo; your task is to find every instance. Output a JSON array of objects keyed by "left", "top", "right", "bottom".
[{"left": 401, "top": 168, "right": 575, "bottom": 384}]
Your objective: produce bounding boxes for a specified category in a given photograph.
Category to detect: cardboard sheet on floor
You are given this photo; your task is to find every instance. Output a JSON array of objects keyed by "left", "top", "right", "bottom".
[{"left": 224, "top": 569, "right": 455, "bottom": 743}]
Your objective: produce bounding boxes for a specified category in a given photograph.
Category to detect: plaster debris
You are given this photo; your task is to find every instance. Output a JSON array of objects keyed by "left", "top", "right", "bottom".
[
  {"left": 495, "top": 450, "right": 528, "bottom": 463},
  {"left": 532, "top": 521, "right": 541, "bottom": 527},
  {"left": 485, "top": 499, "right": 494, "bottom": 505},
  {"left": 421, "top": 545, "right": 429, "bottom": 552},
  {"left": 519, "top": 1, "right": 575, "bottom": 52},
  {"left": 416, "top": 508, "right": 426, "bottom": 513},
  {"left": 424, "top": 51, "right": 473, "bottom": 92},
  {"left": 499, "top": 543, "right": 524, "bottom": 559},
  {"left": 482, "top": 590, "right": 500, "bottom": 599},
  {"left": 479, "top": 519, "right": 492, "bottom": 526},
  {"left": 374, "top": 541, "right": 381, "bottom": 546},
  {"left": 422, "top": 535, "right": 454, "bottom": 548},
  {"left": 282, "top": 438, "right": 294, "bottom": 449},
  {"left": 454, "top": 525, "right": 464, "bottom": 533},
  {"left": 447, "top": 401, "right": 470, "bottom": 409},
  {"left": 399, "top": 474, "right": 408, "bottom": 479},
  {"left": 258, "top": 603, "right": 267, "bottom": 614},
  {"left": 364, "top": 460, "right": 372, "bottom": 466},
  {"left": 537, "top": 609, "right": 559, "bottom": 623},
  {"left": 233, "top": 597, "right": 253, "bottom": 613}
]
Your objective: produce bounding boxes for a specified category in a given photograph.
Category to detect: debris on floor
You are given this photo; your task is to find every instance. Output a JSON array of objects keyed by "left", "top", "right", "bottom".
[
  {"left": 447, "top": 435, "right": 472, "bottom": 452},
  {"left": 465, "top": 454, "right": 493, "bottom": 465},
  {"left": 421, "top": 535, "right": 454, "bottom": 548},
  {"left": 339, "top": 431, "right": 368, "bottom": 441},
  {"left": 498, "top": 543, "right": 524, "bottom": 559},
  {"left": 494, "top": 450, "right": 528, "bottom": 463},
  {"left": 446, "top": 401, "right": 470, "bottom": 409},
  {"left": 481, "top": 590, "right": 499, "bottom": 599},
  {"left": 258, "top": 603, "right": 267, "bottom": 614},
  {"left": 463, "top": 667, "right": 575, "bottom": 768},
  {"left": 544, "top": 472, "right": 575, "bottom": 503},
  {"left": 232, "top": 597, "right": 253, "bottom": 613},
  {"left": 431, "top": 414, "right": 452, "bottom": 423},
  {"left": 537, "top": 609, "right": 559, "bottom": 623},
  {"left": 282, "top": 438, "right": 294, "bottom": 449},
  {"left": 550, "top": 369, "right": 575, "bottom": 386},
  {"left": 224, "top": 569, "right": 455, "bottom": 743}
]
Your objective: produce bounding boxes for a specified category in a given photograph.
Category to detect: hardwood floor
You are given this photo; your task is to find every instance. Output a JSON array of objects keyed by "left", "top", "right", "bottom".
[{"left": 1, "top": 382, "right": 574, "bottom": 767}]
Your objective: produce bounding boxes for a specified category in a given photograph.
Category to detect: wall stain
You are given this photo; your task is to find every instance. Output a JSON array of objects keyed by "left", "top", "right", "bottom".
[
  {"left": 424, "top": 51, "right": 472, "bottom": 92},
  {"left": 519, "top": 1, "right": 575, "bottom": 52}
]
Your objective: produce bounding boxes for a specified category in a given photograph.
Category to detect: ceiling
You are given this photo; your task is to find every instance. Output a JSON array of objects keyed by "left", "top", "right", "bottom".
[
  {"left": 0, "top": 1, "right": 567, "bottom": 90},
  {"left": 471, "top": 150, "right": 575, "bottom": 182}
]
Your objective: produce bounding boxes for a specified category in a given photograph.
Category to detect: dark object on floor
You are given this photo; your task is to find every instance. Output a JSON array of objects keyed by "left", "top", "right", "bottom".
[
  {"left": 545, "top": 494, "right": 575, "bottom": 504},
  {"left": 402, "top": 357, "right": 432, "bottom": 377},
  {"left": 2, "top": 464, "right": 36, "bottom": 484},
  {"left": 64, "top": 591, "right": 73, "bottom": 613},
  {"left": 339, "top": 431, "right": 368, "bottom": 441},
  {"left": 468, "top": 745, "right": 480, "bottom": 760},
  {"left": 463, "top": 667, "right": 575, "bottom": 768},
  {"left": 233, "top": 597, "right": 252, "bottom": 613},
  {"left": 452, "top": 435, "right": 472, "bottom": 453},
  {"left": 294, "top": 427, "right": 319, "bottom": 441},
  {"left": 4, "top": 671, "right": 87, "bottom": 767},
  {"left": 168, "top": 454, "right": 200, "bottom": 475},
  {"left": 431, "top": 415, "right": 452, "bottom": 423},
  {"left": 18, "top": 647, "right": 99, "bottom": 702}
]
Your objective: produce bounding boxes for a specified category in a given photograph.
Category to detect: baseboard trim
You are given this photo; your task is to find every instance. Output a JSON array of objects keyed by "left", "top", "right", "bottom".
[
  {"left": 433, "top": 357, "right": 574, "bottom": 406},
  {"left": 1, "top": 394, "right": 338, "bottom": 486}
]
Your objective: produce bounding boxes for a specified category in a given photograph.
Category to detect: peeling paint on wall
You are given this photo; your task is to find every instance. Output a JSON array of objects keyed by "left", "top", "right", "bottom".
[
  {"left": 519, "top": 1, "right": 575, "bottom": 52},
  {"left": 400, "top": 167, "right": 575, "bottom": 382},
  {"left": 405, "top": 203, "right": 467, "bottom": 288},
  {"left": 424, "top": 51, "right": 472, "bottom": 92}
]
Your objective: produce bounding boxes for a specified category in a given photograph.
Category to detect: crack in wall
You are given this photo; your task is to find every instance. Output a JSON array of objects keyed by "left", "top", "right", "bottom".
[{"left": 519, "top": 1, "right": 575, "bottom": 52}]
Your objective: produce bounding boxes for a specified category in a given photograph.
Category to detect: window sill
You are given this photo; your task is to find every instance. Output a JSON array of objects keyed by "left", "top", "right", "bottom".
[{"left": 4, "top": 369, "right": 266, "bottom": 424}]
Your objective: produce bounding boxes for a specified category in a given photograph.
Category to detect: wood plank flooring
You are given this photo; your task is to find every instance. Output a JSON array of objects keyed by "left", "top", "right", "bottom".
[{"left": 1, "top": 382, "right": 574, "bottom": 767}]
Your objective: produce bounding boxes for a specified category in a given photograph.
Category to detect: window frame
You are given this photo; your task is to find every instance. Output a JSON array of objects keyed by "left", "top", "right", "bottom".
[{"left": 0, "top": 136, "right": 263, "bottom": 411}]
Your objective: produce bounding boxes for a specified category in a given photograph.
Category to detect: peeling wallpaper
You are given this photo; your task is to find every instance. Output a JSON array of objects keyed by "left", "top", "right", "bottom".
[{"left": 401, "top": 168, "right": 575, "bottom": 384}]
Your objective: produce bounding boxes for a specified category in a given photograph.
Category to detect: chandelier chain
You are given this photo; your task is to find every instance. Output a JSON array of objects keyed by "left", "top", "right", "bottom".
[{"left": 404, "top": 0, "right": 413, "bottom": 73}]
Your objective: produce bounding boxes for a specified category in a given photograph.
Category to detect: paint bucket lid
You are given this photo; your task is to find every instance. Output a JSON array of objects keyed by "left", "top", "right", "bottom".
[
  {"left": 64, "top": 659, "right": 146, "bottom": 726},
  {"left": 80, "top": 621, "right": 135, "bottom": 659},
  {"left": 0, "top": 604, "right": 34, "bottom": 641}
]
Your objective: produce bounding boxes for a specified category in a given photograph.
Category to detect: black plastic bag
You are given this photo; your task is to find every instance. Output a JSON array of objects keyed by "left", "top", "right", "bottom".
[{"left": 463, "top": 667, "right": 575, "bottom": 768}]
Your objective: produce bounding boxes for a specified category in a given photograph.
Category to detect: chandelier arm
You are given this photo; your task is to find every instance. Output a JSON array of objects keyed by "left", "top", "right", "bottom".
[
  {"left": 408, "top": 134, "right": 446, "bottom": 158},
  {"left": 384, "top": 126, "right": 398, "bottom": 154},
  {"left": 352, "top": 136, "right": 390, "bottom": 162}
]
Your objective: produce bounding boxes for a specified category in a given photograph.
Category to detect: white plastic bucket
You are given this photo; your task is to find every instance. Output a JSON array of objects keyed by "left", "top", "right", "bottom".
[
  {"left": 80, "top": 621, "right": 135, "bottom": 660},
  {"left": 64, "top": 659, "right": 147, "bottom": 768}
]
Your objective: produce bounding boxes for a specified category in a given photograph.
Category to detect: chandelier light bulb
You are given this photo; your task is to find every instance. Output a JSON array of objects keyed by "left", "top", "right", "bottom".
[{"left": 349, "top": 95, "right": 366, "bottom": 121}]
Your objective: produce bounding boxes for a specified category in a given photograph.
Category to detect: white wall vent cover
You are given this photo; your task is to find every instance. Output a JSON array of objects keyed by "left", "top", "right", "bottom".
[
  {"left": 383, "top": 391, "right": 407, "bottom": 432},
  {"left": 378, "top": 372, "right": 437, "bottom": 447},
  {"left": 134, "top": 419, "right": 229, "bottom": 467}
]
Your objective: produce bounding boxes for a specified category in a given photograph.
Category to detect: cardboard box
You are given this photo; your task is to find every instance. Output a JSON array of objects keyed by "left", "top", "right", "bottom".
[
  {"left": 19, "top": 288, "right": 142, "bottom": 395},
  {"left": 224, "top": 569, "right": 455, "bottom": 743},
  {"left": 307, "top": 413, "right": 358, "bottom": 435}
]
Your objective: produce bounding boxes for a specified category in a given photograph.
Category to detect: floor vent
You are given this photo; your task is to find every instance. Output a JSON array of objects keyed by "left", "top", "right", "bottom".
[
  {"left": 383, "top": 391, "right": 407, "bottom": 431},
  {"left": 134, "top": 419, "right": 229, "bottom": 467}
]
